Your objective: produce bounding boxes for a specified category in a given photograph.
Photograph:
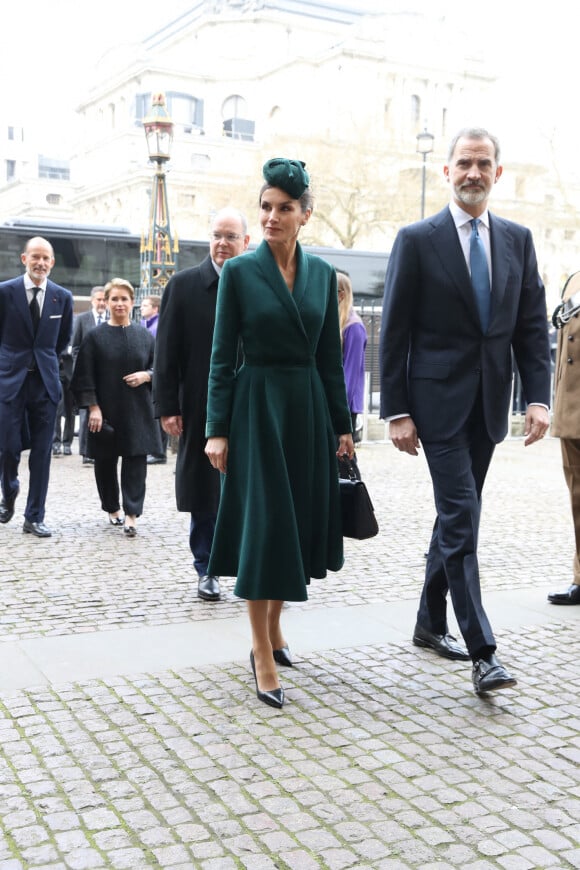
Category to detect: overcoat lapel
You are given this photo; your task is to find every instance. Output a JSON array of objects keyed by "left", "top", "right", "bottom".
[
  {"left": 254, "top": 241, "right": 308, "bottom": 340},
  {"left": 37, "top": 281, "right": 59, "bottom": 338},
  {"left": 12, "top": 278, "right": 34, "bottom": 336},
  {"left": 428, "top": 208, "right": 482, "bottom": 329},
  {"left": 488, "top": 213, "right": 510, "bottom": 319}
]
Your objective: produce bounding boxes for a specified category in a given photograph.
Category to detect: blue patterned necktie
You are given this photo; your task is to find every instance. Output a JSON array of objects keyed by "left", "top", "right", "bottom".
[{"left": 469, "top": 218, "right": 490, "bottom": 332}]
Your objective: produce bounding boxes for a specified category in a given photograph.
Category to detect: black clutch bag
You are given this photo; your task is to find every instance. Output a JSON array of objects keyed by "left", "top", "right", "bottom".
[
  {"left": 338, "top": 456, "right": 379, "bottom": 540},
  {"left": 87, "top": 419, "right": 116, "bottom": 458}
]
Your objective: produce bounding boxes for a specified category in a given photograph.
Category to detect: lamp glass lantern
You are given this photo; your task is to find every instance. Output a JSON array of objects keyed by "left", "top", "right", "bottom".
[
  {"left": 416, "top": 128, "right": 435, "bottom": 156},
  {"left": 143, "top": 93, "right": 174, "bottom": 162}
]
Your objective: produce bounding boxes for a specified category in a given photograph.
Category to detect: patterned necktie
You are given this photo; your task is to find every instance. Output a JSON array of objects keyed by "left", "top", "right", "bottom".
[
  {"left": 469, "top": 218, "right": 490, "bottom": 333},
  {"left": 30, "top": 287, "right": 41, "bottom": 333},
  {"left": 97, "top": 313, "right": 103, "bottom": 325}
]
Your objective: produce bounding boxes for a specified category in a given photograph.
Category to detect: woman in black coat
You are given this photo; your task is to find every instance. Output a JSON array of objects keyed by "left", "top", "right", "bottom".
[{"left": 72, "top": 278, "right": 161, "bottom": 536}]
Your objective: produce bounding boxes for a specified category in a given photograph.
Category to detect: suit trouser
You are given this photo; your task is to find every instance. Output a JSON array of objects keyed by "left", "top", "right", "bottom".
[
  {"left": 0, "top": 371, "right": 57, "bottom": 523},
  {"left": 189, "top": 512, "right": 217, "bottom": 577},
  {"left": 53, "top": 383, "right": 75, "bottom": 447},
  {"left": 560, "top": 438, "right": 580, "bottom": 586},
  {"left": 93, "top": 454, "right": 147, "bottom": 517},
  {"left": 417, "top": 398, "right": 497, "bottom": 658}
]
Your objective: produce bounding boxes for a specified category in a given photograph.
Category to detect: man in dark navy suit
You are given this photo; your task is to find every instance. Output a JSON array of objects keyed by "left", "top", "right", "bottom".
[
  {"left": 0, "top": 237, "right": 73, "bottom": 537},
  {"left": 379, "top": 128, "right": 551, "bottom": 695}
]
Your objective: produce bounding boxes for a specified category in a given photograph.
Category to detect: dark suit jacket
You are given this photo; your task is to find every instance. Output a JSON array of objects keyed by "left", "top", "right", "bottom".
[
  {"left": 153, "top": 255, "right": 221, "bottom": 514},
  {"left": 379, "top": 206, "right": 551, "bottom": 444},
  {"left": 72, "top": 309, "right": 99, "bottom": 366},
  {"left": 0, "top": 276, "right": 73, "bottom": 405}
]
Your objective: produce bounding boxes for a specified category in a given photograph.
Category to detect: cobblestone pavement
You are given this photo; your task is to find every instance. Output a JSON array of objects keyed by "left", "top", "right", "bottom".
[{"left": 0, "top": 436, "right": 579, "bottom": 869}]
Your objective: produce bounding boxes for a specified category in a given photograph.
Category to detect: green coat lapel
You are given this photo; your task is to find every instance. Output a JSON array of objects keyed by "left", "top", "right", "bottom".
[{"left": 254, "top": 241, "right": 307, "bottom": 339}]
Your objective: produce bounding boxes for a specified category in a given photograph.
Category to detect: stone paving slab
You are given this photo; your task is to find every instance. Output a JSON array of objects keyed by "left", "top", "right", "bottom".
[{"left": 0, "top": 590, "right": 578, "bottom": 693}]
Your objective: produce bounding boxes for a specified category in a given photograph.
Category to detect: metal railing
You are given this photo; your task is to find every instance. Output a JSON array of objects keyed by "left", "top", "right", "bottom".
[{"left": 355, "top": 302, "right": 557, "bottom": 437}]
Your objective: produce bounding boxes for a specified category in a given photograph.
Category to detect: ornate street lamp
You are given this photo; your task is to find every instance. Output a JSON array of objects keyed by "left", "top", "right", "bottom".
[
  {"left": 138, "top": 92, "right": 179, "bottom": 309},
  {"left": 416, "top": 127, "right": 435, "bottom": 220}
]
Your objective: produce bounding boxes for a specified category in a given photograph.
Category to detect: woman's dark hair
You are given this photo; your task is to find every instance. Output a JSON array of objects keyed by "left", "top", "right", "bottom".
[{"left": 259, "top": 182, "right": 314, "bottom": 214}]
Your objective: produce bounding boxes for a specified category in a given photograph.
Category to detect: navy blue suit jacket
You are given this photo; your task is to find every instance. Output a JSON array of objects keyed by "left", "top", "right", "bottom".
[
  {"left": 379, "top": 206, "right": 551, "bottom": 444},
  {"left": 0, "top": 276, "right": 73, "bottom": 405}
]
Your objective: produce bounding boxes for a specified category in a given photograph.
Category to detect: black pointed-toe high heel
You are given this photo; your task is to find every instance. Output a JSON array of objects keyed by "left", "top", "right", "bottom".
[
  {"left": 273, "top": 646, "right": 293, "bottom": 667},
  {"left": 250, "top": 651, "right": 284, "bottom": 709}
]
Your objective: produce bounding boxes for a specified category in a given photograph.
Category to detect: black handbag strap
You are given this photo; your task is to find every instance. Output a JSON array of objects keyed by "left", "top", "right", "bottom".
[{"left": 338, "top": 455, "right": 359, "bottom": 482}]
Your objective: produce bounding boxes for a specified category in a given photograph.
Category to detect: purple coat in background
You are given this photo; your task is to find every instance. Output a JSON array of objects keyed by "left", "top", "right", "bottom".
[
  {"left": 141, "top": 313, "right": 159, "bottom": 338},
  {"left": 342, "top": 317, "right": 367, "bottom": 415}
]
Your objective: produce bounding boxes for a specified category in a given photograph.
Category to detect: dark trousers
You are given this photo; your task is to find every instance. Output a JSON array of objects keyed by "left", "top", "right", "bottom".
[
  {"left": 94, "top": 454, "right": 147, "bottom": 517},
  {"left": 417, "top": 397, "right": 496, "bottom": 658},
  {"left": 78, "top": 408, "right": 89, "bottom": 457},
  {"left": 0, "top": 371, "right": 57, "bottom": 523},
  {"left": 561, "top": 438, "right": 580, "bottom": 585},
  {"left": 189, "top": 512, "right": 217, "bottom": 577},
  {"left": 53, "top": 383, "right": 75, "bottom": 447}
]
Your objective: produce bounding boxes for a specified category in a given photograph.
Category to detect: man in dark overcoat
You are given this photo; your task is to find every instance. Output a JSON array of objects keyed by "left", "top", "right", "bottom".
[
  {"left": 0, "top": 237, "right": 73, "bottom": 537},
  {"left": 153, "top": 208, "right": 249, "bottom": 600},
  {"left": 379, "top": 127, "right": 551, "bottom": 695}
]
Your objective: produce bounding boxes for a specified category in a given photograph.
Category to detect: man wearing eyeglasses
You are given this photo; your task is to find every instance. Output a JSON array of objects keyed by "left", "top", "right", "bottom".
[{"left": 153, "top": 208, "right": 250, "bottom": 601}]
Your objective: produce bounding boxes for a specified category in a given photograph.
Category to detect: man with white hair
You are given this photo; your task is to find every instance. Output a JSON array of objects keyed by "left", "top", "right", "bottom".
[{"left": 153, "top": 208, "right": 250, "bottom": 601}]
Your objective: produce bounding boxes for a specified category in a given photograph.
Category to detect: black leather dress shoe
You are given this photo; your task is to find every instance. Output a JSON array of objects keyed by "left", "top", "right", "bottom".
[
  {"left": 547, "top": 584, "right": 580, "bottom": 605},
  {"left": 472, "top": 654, "right": 517, "bottom": 695},
  {"left": 147, "top": 455, "right": 167, "bottom": 465},
  {"left": 412, "top": 623, "right": 470, "bottom": 661},
  {"left": 0, "top": 486, "right": 19, "bottom": 524},
  {"left": 52, "top": 444, "right": 62, "bottom": 456},
  {"left": 23, "top": 519, "right": 52, "bottom": 538},
  {"left": 250, "top": 651, "right": 284, "bottom": 709},
  {"left": 82, "top": 456, "right": 94, "bottom": 465},
  {"left": 273, "top": 646, "right": 293, "bottom": 667},
  {"left": 63, "top": 445, "right": 72, "bottom": 456},
  {"left": 198, "top": 575, "right": 221, "bottom": 601}
]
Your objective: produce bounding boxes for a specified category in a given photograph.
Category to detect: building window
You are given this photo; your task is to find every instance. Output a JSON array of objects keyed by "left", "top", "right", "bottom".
[
  {"left": 166, "top": 91, "right": 204, "bottom": 133},
  {"left": 8, "top": 126, "right": 14, "bottom": 141},
  {"left": 222, "top": 94, "right": 254, "bottom": 142},
  {"left": 38, "top": 156, "right": 70, "bottom": 181},
  {"left": 6, "top": 159, "right": 16, "bottom": 182},
  {"left": 46, "top": 193, "right": 62, "bottom": 205},
  {"left": 134, "top": 92, "right": 204, "bottom": 133},
  {"left": 134, "top": 93, "right": 150, "bottom": 124}
]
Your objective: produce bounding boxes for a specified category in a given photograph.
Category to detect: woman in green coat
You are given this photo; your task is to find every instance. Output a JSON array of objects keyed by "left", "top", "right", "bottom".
[{"left": 205, "top": 159, "right": 354, "bottom": 709}]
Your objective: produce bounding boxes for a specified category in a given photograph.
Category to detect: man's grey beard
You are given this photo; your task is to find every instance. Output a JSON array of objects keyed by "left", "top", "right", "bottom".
[{"left": 456, "top": 185, "right": 487, "bottom": 206}]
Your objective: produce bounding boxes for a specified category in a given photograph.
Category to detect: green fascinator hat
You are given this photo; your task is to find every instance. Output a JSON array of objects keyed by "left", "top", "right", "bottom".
[{"left": 262, "top": 158, "right": 310, "bottom": 200}]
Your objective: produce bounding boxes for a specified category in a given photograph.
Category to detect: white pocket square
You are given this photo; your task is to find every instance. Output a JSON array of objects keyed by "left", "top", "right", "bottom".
[{"left": 49, "top": 314, "right": 62, "bottom": 319}]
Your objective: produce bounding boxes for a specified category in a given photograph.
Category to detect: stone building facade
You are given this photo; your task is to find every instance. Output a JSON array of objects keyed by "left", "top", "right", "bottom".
[{"left": 1, "top": 0, "right": 579, "bottom": 307}]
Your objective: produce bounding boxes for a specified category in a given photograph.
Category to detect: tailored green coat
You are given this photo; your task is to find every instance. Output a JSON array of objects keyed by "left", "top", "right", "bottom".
[{"left": 206, "top": 240, "right": 352, "bottom": 601}]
